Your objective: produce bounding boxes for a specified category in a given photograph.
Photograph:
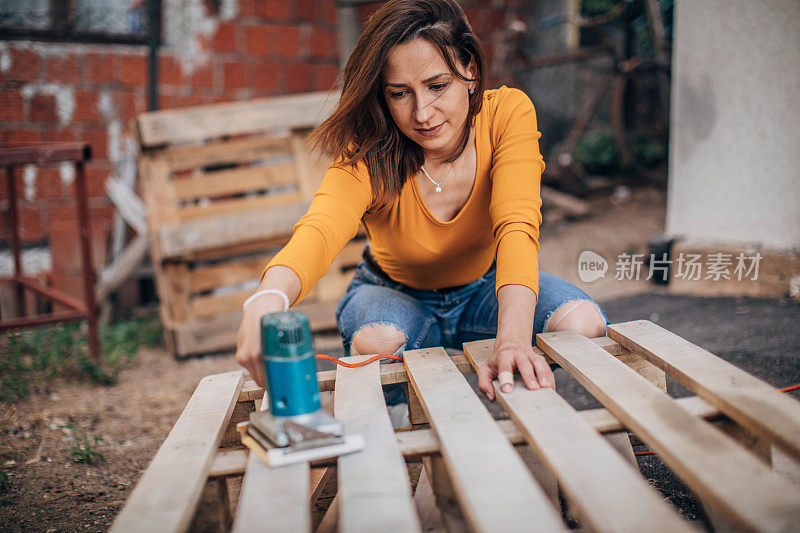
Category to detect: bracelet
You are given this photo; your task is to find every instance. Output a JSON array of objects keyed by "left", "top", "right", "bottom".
[{"left": 243, "top": 289, "right": 290, "bottom": 312}]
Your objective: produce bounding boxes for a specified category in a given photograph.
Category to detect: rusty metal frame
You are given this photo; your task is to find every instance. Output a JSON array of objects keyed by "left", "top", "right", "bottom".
[{"left": 0, "top": 143, "right": 100, "bottom": 362}]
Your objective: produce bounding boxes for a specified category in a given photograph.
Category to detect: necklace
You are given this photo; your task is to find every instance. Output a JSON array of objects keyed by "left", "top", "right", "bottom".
[{"left": 420, "top": 162, "right": 455, "bottom": 193}]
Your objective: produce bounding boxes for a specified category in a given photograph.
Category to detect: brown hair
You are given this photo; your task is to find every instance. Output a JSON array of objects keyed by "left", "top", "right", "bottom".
[{"left": 308, "top": 0, "right": 486, "bottom": 208}]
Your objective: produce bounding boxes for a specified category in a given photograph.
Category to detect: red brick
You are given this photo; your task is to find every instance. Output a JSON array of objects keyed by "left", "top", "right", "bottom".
[
  {"left": 120, "top": 54, "right": 147, "bottom": 85},
  {"left": 29, "top": 93, "right": 59, "bottom": 123},
  {"left": 0, "top": 128, "right": 40, "bottom": 146},
  {"left": 323, "top": 0, "right": 337, "bottom": 25},
  {"left": 81, "top": 127, "right": 108, "bottom": 160},
  {"left": 213, "top": 22, "right": 237, "bottom": 53},
  {"left": 74, "top": 90, "right": 101, "bottom": 122},
  {"left": 41, "top": 129, "right": 75, "bottom": 145},
  {"left": 286, "top": 63, "right": 309, "bottom": 93},
  {"left": 257, "top": 0, "right": 289, "bottom": 21},
  {"left": 19, "top": 207, "right": 45, "bottom": 242},
  {"left": 311, "top": 63, "right": 340, "bottom": 91},
  {"left": 296, "top": 0, "right": 315, "bottom": 21},
  {"left": 224, "top": 61, "right": 249, "bottom": 89},
  {"left": 0, "top": 89, "right": 24, "bottom": 121},
  {"left": 254, "top": 62, "right": 279, "bottom": 94},
  {"left": 47, "top": 206, "right": 112, "bottom": 275},
  {"left": 185, "top": 64, "right": 215, "bottom": 88},
  {"left": 245, "top": 24, "right": 272, "bottom": 55},
  {"left": 4, "top": 47, "right": 40, "bottom": 83},
  {"left": 44, "top": 53, "right": 80, "bottom": 84},
  {"left": 158, "top": 56, "right": 182, "bottom": 86},
  {"left": 310, "top": 28, "right": 337, "bottom": 60},
  {"left": 84, "top": 164, "right": 112, "bottom": 198},
  {"left": 36, "top": 168, "right": 66, "bottom": 200},
  {"left": 85, "top": 53, "right": 117, "bottom": 84},
  {"left": 239, "top": 0, "right": 257, "bottom": 17},
  {"left": 275, "top": 25, "right": 301, "bottom": 58}
]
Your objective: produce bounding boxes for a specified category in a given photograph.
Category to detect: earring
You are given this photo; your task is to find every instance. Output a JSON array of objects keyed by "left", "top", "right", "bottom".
[{"left": 469, "top": 88, "right": 474, "bottom": 95}]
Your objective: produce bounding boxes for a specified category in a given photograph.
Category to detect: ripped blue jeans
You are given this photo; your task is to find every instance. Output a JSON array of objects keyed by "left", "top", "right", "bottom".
[{"left": 335, "top": 252, "right": 608, "bottom": 405}]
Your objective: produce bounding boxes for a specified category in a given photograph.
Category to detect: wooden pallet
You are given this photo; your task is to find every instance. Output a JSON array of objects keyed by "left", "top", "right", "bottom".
[
  {"left": 135, "top": 91, "right": 365, "bottom": 357},
  {"left": 112, "top": 321, "right": 800, "bottom": 532}
]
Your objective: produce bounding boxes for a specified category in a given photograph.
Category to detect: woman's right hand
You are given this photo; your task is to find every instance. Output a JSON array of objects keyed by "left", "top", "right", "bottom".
[{"left": 235, "top": 293, "right": 288, "bottom": 389}]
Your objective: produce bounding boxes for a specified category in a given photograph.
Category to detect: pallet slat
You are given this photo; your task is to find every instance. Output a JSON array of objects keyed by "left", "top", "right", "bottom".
[
  {"left": 173, "top": 162, "right": 298, "bottom": 201},
  {"left": 334, "top": 356, "right": 421, "bottom": 532},
  {"left": 111, "top": 371, "right": 244, "bottom": 533},
  {"left": 177, "top": 191, "right": 303, "bottom": 222},
  {"left": 462, "top": 341, "right": 694, "bottom": 533},
  {"left": 537, "top": 331, "right": 800, "bottom": 532},
  {"left": 608, "top": 320, "right": 800, "bottom": 462},
  {"left": 157, "top": 201, "right": 309, "bottom": 259},
  {"left": 403, "top": 347, "right": 565, "bottom": 533},
  {"left": 138, "top": 91, "right": 339, "bottom": 148},
  {"left": 231, "top": 389, "right": 309, "bottom": 532}
]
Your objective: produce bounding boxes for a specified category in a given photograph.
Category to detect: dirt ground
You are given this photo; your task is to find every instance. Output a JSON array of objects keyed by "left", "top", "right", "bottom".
[{"left": 0, "top": 185, "right": 717, "bottom": 531}]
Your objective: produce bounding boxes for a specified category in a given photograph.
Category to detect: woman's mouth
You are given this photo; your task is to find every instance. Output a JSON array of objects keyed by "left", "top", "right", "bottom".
[{"left": 415, "top": 123, "right": 443, "bottom": 137}]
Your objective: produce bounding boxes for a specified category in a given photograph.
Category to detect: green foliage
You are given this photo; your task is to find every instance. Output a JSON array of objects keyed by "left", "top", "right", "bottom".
[
  {"left": 575, "top": 127, "right": 621, "bottom": 174},
  {"left": 61, "top": 425, "right": 105, "bottom": 465},
  {"left": 0, "top": 317, "right": 163, "bottom": 402},
  {"left": 630, "top": 131, "right": 667, "bottom": 168}
]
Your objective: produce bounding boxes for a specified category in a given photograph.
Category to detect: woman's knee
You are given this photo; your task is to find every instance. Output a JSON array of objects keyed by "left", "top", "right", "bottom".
[
  {"left": 351, "top": 323, "right": 407, "bottom": 356},
  {"left": 545, "top": 300, "right": 607, "bottom": 338}
]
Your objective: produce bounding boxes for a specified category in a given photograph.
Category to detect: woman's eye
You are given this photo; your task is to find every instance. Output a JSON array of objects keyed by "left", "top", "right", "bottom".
[
  {"left": 430, "top": 83, "right": 449, "bottom": 92},
  {"left": 389, "top": 91, "right": 407, "bottom": 99}
]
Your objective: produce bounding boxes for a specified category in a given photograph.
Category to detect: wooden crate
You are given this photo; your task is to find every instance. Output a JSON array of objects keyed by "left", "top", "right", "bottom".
[
  {"left": 135, "top": 91, "right": 365, "bottom": 357},
  {"left": 112, "top": 321, "right": 800, "bottom": 532}
]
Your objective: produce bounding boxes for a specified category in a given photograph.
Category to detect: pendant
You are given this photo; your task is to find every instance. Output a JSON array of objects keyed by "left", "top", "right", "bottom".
[{"left": 435, "top": 185, "right": 442, "bottom": 192}]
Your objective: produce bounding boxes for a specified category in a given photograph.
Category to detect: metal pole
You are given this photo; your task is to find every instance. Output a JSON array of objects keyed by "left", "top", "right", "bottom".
[
  {"left": 147, "top": 0, "right": 160, "bottom": 111},
  {"left": 74, "top": 160, "right": 101, "bottom": 362},
  {"left": 5, "top": 166, "right": 25, "bottom": 316}
]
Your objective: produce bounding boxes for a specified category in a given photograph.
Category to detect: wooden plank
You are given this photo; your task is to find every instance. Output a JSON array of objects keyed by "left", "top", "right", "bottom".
[
  {"left": 170, "top": 299, "right": 339, "bottom": 357},
  {"left": 188, "top": 254, "right": 273, "bottom": 293},
  {"left": 173, "top": 161, "right": 298, "bottom": 201},
  {"left": 309, "top": 467, "right": 335, "bottom": 503},
  {"left": 334, "top": 355, "right": 420, "bottom": 532},
  {"left": 232, "top": 385, "right": 309, "bottom": 533},
  {"left": 413, "top": 462, "right": 447, "bottom": 533},
  {"left": 111, "top": 371, "right": 244, "bottom": 533},
  {"left": 162, "top": 134, "right": 293, "bottom": 172},
  {"left": 105, "top": 176, "right": 147, "bottom": 234},
  {"left": 537, "top": 331, "right": 800, "bottom": 532},
  {"left": 138, "top": 90, "right": 340, "bottom": 148},
  {"left": 206, "top": 395, "right": 725, "bottom": 478},
  {"left": 158, "top": 201, "right": 309, "bottom": 259},
  {"left": 96, "top": 233, "right": 150, "bottom": 302},
  {"left": 609, "top": 320, "right": 800, "bottom": 462},
  {"left": 403, "top": 347, "right": 565, "bottom": 533},
  {"left": 189, "top": 288, "right": 250, "bottom": 320},
  {"left": 463, "top": 341, "right": 693, "bottom": 533},
  {"left": 422, "top": 456, "right": 468, "bottom": 533},
  {"left": 178, "top": 190, "right": 302, "bottom": 222},
  {"left": 209, "top": 449, "right": 249, "bottom": 478}
]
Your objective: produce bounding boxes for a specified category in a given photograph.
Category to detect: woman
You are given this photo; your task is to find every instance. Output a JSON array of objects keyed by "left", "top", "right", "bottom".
[{"left": 236, "top": 0, "right": 607, "bottom": 412}]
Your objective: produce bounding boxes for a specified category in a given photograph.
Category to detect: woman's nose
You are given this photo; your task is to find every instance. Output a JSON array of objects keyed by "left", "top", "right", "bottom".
[{"left": 414, "top": 97, "right": 433, "bottom": 124}]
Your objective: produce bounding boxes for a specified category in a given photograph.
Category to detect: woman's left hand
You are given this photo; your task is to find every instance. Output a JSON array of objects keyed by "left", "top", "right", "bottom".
[{"left": 477, "top": 342, "right": 555, "bottom": 402}]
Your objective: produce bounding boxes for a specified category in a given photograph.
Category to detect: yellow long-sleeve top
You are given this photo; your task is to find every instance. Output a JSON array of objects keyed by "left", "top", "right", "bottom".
[{"left": 266, "top": 86, "right": 544, "bottom": 303}]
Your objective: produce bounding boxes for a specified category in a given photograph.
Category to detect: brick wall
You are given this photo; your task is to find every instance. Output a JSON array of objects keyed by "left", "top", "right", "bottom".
[{"left": 0, "top": 0, "right": 523, "bottom": 304}]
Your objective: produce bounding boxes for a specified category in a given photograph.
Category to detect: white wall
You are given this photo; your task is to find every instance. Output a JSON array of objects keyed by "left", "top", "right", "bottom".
[{"left": 666, "top": 0, "right": 800, "bottom": 250}]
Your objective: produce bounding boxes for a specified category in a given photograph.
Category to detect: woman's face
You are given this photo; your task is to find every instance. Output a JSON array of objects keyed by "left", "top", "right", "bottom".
[{"left": 382, "top": 38, "right": 476, "bottom": 159}]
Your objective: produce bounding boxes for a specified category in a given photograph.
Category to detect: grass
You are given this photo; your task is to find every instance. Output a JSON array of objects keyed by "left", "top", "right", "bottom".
[
  {"left": 0, "top": 316, "right": 163, "bottom": 402},
  {"left": 61, "top": 424, "right": 105, "bottom": 464}
]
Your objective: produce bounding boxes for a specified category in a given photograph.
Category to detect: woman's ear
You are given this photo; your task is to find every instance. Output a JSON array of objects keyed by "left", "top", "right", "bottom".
[{"left": 467, "top": 60, "right": 478, "bottom": 92}]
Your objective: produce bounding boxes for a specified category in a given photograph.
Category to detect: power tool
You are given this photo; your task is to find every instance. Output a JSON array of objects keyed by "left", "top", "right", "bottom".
[{"left": 238, "top": 311, "right": 364, "bottom": 467}]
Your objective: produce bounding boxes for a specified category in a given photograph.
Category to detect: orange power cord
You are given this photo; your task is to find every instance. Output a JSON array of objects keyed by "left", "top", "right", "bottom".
[
  {"left": 315, "top": 353, "right": 403, "bottom": 368},
  {"left": 315, "top": 354, "right": 800, "bottom": 457}
]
